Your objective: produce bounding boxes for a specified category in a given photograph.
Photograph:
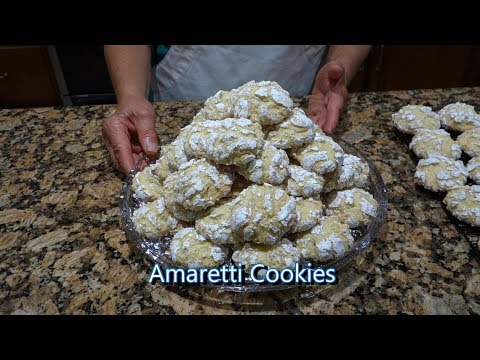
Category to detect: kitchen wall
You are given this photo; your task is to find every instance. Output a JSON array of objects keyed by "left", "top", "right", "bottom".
[
  {"left": 2, "top": 45, "right": 480, "bottom": 109},
  {"left": 349, "top": 45, "right": 480, "bottom": 92}
]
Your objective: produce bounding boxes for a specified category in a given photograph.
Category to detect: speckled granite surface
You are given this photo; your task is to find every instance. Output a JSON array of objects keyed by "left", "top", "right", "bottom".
[{"left": 1, "top": 87, "right": 480, "bottom": 315}]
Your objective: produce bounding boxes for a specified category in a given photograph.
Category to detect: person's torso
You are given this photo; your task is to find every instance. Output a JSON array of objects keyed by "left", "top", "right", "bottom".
[{"left": 152, "top": 45, "right": 326, "bottom": 101}]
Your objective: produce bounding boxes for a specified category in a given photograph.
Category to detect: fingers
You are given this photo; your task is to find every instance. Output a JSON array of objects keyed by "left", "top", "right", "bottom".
[
  {"left": 115, "top": 145, "right": 135, "bottom": 175},
  {"left": 133, "top": 105, "right": 159, "bottom": 158},
  {"left": 313, "top": 61, "right": 346, "bottom": 97},
  {"left": 132, "top": 152, "right": 146, "bottom": 164},
  {"left": 102, "top": 117, "right": 135, "bottom": 175},
  {"left": 105, "top": 143, "right": 120, "bottom": 170},
  {"left": 323, "top": 92, "right": 345, "bottom": 135},
  {"left": 326, "top": 62, "right": 345, "bottom": 81},
  {"left": 307, "top": 93, "right": 327, "bottom": 127},
  {"left": 131, "top": 144, "right": 143, "bottom": 154},
  {"left": 310, "top": 61, "right": 348, "bottom": 134}
]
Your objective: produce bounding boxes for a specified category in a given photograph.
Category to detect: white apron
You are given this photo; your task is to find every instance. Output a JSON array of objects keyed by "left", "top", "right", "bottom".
[{"left": 152, "top": 45, "right": 326, "bottom": 101}]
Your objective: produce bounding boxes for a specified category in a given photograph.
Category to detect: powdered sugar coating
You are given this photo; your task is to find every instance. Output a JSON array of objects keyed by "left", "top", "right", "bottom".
[
  {"left": 163, "top": 158, "right": 233, "bottom": 211},
  {"left": 267, "top": 108, "right": 315, "bottom": 149},
  {"left": 170, "top": 227, "right": 228, "bottom": 268},
  {"left": 290, "top": 198, "right": 324, "bottom": 233},
  {"left": 325, "top": 188, "right": 379, "bottom": 228},
  {"left": 457, "top": 128, "right": 480, "bottom": 157},
  {"left": 150, "top": 155, "right": 171, "bottom": 182},
  {"left": 162, "top": 125, "right": 194, "bottom": 171},
  {"left": 323, "top": 154, "right": 369, "bottom": 192},
  {"left": 439, "top": 102, "right": 480, "bottom": 132},
  {"left": 291, "top": 132, "right": 344, "bottom": 175},
  {"left": 192, "top": 90, "right": 236, "bottom": 122},
  {"left": 467, "top": 157, "right": 480, "bottom": 184},
  {"left": 392, "top": 105, "right": 440, "bottom": 135},
  {"left": 295, "top": 215, "right": 354, "bottom": 262},
  {"left": 232, "top": 238, "right": 300, "bottom": 271},
  {"left": 232, "top": 80, "right": 293, "bottom": 125},
  {"left": 195, "top": 198, "right": 240, "bottom": 245},
  {"left": 235, "top": 142, "right": 289, "bottom": 185},
  {"left": 444, "top": 185, "right": 480, "bottom": 227},
  {"left": 414, "top": 155, "right": 468, "bottom": 192},
  {"left": 409, "top": 129, "right": 461, "bottom": 160},
  {"left": 131, "top": 165, "right": 163, "bottom": 201},
  {"left": 132, "top": 196, "right": 184, "bottom": 237},
  {"left": 231, "top": 184, "right": 297, "bottom": 245},
  {"left": 166, "top": 203, "right": 198, "bottom": 223},
  {"left": 185, "top": 117, "right": 264, "bottom": 166},
  {"left": 286, "top": 165, "right": 324, "bottom": 198}
]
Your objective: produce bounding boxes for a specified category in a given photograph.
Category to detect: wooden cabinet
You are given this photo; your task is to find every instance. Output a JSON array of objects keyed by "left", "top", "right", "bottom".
[
  {"left": 0, "top": 46, "right": 62, "bottom": 109},
  {"left": 349, "top": 45, "right": 480, "bottom": 93}
]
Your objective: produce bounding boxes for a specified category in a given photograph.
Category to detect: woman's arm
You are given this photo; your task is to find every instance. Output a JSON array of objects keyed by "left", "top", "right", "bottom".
[
  {"left": 104, "top": 45, "right": 151, "bottom": 103},
  {"left": 102, "top": 45, "right": 159, "bottom": 175}
]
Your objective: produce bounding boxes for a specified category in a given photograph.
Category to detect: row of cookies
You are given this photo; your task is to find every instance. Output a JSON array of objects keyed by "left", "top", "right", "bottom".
[
  {"left": 131, "top": 126, "right": 373, "bottom": 234},
  {"left": 131, "top": 156, "right": 378, "bottom": 269},
  {"left": 392, "top": 103, "right": 480, "bottom": 226},
  {"left": 169, "top": 186, "right": 378, "bottom": 270},
  {"left": 132, "top": 155, "right": 376, "bottom": 263}
]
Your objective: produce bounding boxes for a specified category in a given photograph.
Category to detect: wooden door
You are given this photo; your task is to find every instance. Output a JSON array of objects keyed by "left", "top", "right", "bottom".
[{"left": 0, "top": 46, "right": 62, "bottom": 109}]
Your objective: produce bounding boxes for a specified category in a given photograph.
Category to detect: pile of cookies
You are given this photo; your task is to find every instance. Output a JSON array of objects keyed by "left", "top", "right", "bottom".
[
  {"left": 130, "top": 80, "right": 379, "bottom": 270},
  {"left": 392, "top": 103, "right": 480, "bottom": 226}
]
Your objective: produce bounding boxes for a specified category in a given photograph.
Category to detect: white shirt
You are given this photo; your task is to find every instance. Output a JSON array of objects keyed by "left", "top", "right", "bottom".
[{"left": 152, "top": 45, "right": 326, "bottom": 101}]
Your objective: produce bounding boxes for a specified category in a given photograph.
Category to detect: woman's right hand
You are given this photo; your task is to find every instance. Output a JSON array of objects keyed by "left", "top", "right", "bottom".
[{"left": 102, "top": 97, "right": 159, "bottom": 175}]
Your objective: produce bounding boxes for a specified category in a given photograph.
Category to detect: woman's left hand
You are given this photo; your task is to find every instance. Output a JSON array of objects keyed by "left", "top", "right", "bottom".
[{"left": 306, "top": 61, "right": 348, "bottom": 134}]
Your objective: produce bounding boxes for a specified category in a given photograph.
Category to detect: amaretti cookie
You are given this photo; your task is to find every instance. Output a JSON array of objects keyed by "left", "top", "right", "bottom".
[
  {"left": 131, "top": 165, "right": 163, "bottom": 201},
  {"left": 290, "top": 198, "right": 325, "bottom": 233},
  {"left": 443, "top": 185, "right": 480, "bottom": 227},
  {"left": 286, "top": 165, "right": 324, "bottom": 198},
  {"left": 467, "top": 157, "right": 480, "bottom": 184},
  {"left": 439, "top": 102, "right": 480, "bottom": 132},
  {"left": 267, "top": 108, "right": 315, "bottom": 149},
  {"left": 232, "top": 238, "right": 300, "bottom": 271},
  {"left": 392, "top": 105, "right": 440, "bottom": 135},
  {"left": 132, "top": 197, "right": 184, "bottom": 237},
  {"left": 414, "top": 156, "right": 467, "bottom": 192},
  {"left": 231, "top": 184, "right": 297, "bottom": 245},
  {"left": 409, "top": 129, "right": 461, "bottom": 160},
  {"left": 185, "top": 117, "right": 264, "bottom": 166},
  {"left": 296, "top": 215, "right": 354, "bottom": 262},
  {"left": 235, "top": 142, "right": 289, "bottom": 185},
  {"left": 193, "top": 90, "right": 236, "bottom": 122},
  {"left": 163, "top": 158, "right": 233, "bottom": 211},
  {"left": 195, "top": 197, "right": 240, "bottom": 245},
  {"left": 233, "top": 80, "right": 293, "bottom": 125},
  {"left": 325, "top": 188, "right": 379, "bottom": 228},
  {"left": 457, "top": 128, "right": 480, "bottom": 157},
  {"left": 170, "top": 228, "right": 228, "bottom": 268},
  {"left": 322, "top": 154, "right": 370, "bottom": 192},
  {"left": 291, "top": 132, "right": 344, "bottom": 175},
  {"left": 161, "top": 125, "right": 194, "bottom": 171}
]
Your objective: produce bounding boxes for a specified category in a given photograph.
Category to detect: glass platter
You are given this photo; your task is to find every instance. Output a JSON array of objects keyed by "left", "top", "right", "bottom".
[{"left": 120, "top": 138, "right": 388, "bottom": 293}]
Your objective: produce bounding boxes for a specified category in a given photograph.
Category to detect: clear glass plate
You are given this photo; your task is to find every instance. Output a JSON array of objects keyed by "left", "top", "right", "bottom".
[{"left": 120, "top": 138, "right": 388, "bottom": 293}]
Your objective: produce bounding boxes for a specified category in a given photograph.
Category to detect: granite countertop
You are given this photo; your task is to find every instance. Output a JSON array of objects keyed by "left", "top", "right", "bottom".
[{"left": 1, "top": 87, "right": 479, "bottom": 315}]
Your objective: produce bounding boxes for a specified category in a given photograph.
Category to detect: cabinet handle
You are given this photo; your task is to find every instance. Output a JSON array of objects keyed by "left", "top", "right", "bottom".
[{"left": 0, "top": 72, "right": 7, "bottom": 80}]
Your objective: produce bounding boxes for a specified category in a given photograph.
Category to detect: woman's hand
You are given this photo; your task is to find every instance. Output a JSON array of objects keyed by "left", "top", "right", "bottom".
[
  {"left": 307, "top": 61, "right": 348, "bottom": 134},
  {"left": 102, "top": 97, "right": 158, "bottom": 175}
]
